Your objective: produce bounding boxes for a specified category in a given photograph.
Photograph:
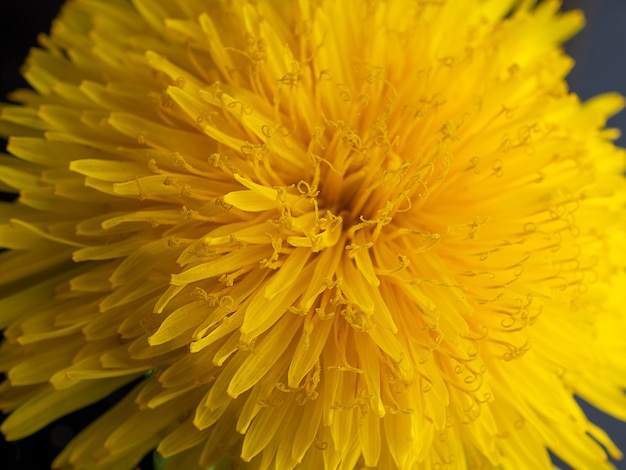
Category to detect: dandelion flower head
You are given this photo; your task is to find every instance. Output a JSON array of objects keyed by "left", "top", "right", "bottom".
[{"left": 1, "top": 0, "right": 626, "bottom": 469}]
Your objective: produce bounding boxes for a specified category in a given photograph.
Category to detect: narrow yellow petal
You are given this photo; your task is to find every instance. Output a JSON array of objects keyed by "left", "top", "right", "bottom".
[
  {"left": 228, "top": 315, "right": 299, "bottom": 398},
  {"left": 1, "top": 376, "right": 134, "bottom": 440}
]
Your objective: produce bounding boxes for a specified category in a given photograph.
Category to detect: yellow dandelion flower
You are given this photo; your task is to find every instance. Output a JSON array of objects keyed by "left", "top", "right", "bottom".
[{"left": 1, "top": 0, "right": 626, "bottom": 468}]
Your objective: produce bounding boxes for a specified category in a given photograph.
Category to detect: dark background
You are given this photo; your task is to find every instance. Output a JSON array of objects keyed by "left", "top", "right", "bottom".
[{"left": 0, "top": 0, "right": 625, "bottom": 469}]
